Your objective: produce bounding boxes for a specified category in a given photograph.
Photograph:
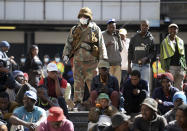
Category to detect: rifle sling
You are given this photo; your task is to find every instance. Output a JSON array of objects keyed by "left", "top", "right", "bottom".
[{"left": 72, "top": 27, "right": 90, "bottom": 54}]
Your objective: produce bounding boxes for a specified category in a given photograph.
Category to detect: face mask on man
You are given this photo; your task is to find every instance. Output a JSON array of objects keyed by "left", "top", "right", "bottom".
[
  {"left": 79, "top": 18, "right": 89, "bottom": 25},
  {"left": 20, "top": 58, "right": 26, "bottom": 63},
  {"left": 44, "top": 58, "right": 49, "bottom": 63},
  {"left": 55, "top": 58, "right": 60, "bottom": 63}
]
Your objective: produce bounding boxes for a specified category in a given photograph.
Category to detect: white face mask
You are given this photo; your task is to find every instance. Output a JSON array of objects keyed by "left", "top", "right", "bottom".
[
  {"left": 55, "top": 58, "right": 60, "bottom": 63},
  {"left": 44, "top": 58, "right": 49, "bottom": 63},
  {"left": 79, "top": 18, "right": 89, "bottom": 25},
  {"left": 20, "top": 58, "right": 26, "bottom": 63}
]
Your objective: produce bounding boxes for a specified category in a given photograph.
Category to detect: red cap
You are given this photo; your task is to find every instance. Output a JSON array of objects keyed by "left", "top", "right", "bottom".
[
  {"left": 23, "top": 73, "right": 29, "bottom": 81},
  {"left": 47, "top": 107, "right": 66, "bottom": 122},
  {"left": 161, "top": 72, "right": 174, "bottom": 82}
]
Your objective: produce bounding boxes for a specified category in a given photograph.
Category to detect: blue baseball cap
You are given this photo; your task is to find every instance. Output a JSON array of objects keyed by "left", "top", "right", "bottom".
[
  {"left": 0, "top": 41, "right": 10, "bottom": 49},
  {"left": 24, "top": 90, "right": 37, "bottom": 101},
  {"left": 107, "top": 18, "right": 116, "bottom": 25}
]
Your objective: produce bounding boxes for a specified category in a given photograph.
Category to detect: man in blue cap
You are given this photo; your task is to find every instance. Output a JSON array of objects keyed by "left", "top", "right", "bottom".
[
  {"left": 10, "top": 90, "right": 46, "bottom": 131},
  {"left": 0, "top": 41, "right": 17, "bottom": 72},
  {"left": 0, "top": 41, "right": 10, "bottom": 73},
  {"left": 102, "top": 18, "right": 123, "bottom": 86}
]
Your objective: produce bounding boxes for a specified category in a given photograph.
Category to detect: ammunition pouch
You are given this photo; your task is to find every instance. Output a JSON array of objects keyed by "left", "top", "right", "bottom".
[
  {"left": 82, "top": 42, "right": 99, "bottom": 58},
  {"left": 91, "top": 44, "right": 99, "bottom": 58}
]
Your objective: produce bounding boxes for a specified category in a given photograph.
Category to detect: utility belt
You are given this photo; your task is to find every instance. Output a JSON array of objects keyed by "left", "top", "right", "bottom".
[{"left": 80, "top": 41, "right": 99, "bottom": 58}]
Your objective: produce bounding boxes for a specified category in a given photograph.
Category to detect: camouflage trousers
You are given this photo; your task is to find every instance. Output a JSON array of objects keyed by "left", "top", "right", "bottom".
[{"left": 73, "top": 60, "right": 98, "bottom": 103}]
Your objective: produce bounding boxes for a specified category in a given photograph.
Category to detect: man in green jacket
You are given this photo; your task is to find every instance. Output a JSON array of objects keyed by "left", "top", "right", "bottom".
[{"left": 160, "top": 23, "right": 186, "bottom": 90}]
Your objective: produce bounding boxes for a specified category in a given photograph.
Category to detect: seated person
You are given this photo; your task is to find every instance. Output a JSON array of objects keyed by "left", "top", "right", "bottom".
[
  {"left": 36, "top": 85, "right": 59, "bottom": 110},
  {"left": 183, "top": 83, "right": 187, "bottom": 100},
  {"left": 15, "top": 71, "right": 37, "bottom": 105},
  {"left": 90, "top": 60, "right": 119, "bottom": 108},
  {"left": 12, "top": 70, "right": 25, "bottom": 85},
  {"left": 38, "top": 63, "right": 69, "bottom": 118},
  {"left": 121, "top": 70, "right": 148, "bottom": 115},
  {"left": 165, "top": 104, "right": 187, "bottom": 131},
  {"left": 0, "top": 59, "right": 16, "bottom": 92},
  {"left": 88, "top": 93, "right": 118, "bottom": 131},
  {"left": 103, "top": 112, "right": 131, "bottom": 131},
  {"left": 0, "top": 120, "right": 8, "bottom": 131},
  {"left": 0, "top": 92, "right": 18, "bottom": 128},
  {"left": 152, "top": 73, "right": 179, "bottom": 114},
  {"left": 9, "top": 90, "right": 46, "bottom": 131},
  {"left": 133, "top": 98, "right": 167, "bottom": 131},
  {"left": 37, "top": 107, "right": 74, "bottom": 131},
  {"left": 164, "top": 91, "right": 186, "bottom": 123}
]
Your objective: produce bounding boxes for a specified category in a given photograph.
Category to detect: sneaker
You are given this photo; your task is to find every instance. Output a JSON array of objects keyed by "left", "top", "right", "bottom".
[
  {"left": 74, "top": 102, "right": 86, "bottom": 111},
  {"left": 66, "top": 99, "right": 75, "bottom": 111},
  {"left": 119, "top": 107, "right": 126, "bottom": 114}
]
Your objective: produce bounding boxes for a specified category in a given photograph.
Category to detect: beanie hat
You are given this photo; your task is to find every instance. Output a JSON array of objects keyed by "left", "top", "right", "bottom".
[
  {"left": 142, "top": 98, "right": 158, "bottom": 112},
  {"left": 12, "top": 70, "right": 24, "bottom": 78},
  {"left": 161, "top": 72, "right": 174, "bottom": 82},
  {"left": 111, "top": 112, "right": 130, "bottom": 128},
  {"left": 97, "top": 93, "right": 110, "bottom": 101},
  {"left": 173, "top": 91, "right": 186, "bottom": 104}
]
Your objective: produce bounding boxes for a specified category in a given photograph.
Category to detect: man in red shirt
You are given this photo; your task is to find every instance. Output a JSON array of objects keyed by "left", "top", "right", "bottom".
[{"left": 39, "top": 63, "right": 69, "bottom": 118}]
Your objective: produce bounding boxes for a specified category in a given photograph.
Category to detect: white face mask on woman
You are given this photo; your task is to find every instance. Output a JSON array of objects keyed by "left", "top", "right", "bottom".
[
  {"left": 55, "top": 57, "right": 60, "bottom": 63},
  {"left": 20, "top": 58, "right": 26, "bottom": 63},
  {"left": 79, "top": 18, "right": 89, "bottom": 25},
  {"left": 44, "top": 58, "right": 49, "bottom": 63}
]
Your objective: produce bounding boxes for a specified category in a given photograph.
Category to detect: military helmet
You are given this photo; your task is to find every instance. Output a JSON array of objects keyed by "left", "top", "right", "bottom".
[{"left": 78, "top": 7, "right": 93, "bottom": 20}]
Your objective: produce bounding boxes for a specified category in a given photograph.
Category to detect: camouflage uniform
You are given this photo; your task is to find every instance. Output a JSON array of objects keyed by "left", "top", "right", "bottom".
[{"left": 63, "top": 7, "right": 108, "bottom": 103}]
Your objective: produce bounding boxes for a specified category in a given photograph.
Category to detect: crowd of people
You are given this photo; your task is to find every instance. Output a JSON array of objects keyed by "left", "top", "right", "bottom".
[{"left": 0, "top": 6, "right": 187, "bottom": 131}]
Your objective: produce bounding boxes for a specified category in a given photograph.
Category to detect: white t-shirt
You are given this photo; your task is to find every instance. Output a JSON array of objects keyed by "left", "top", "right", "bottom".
[{"left": 120, "top": 38, "right": 130, "bottom": 70}]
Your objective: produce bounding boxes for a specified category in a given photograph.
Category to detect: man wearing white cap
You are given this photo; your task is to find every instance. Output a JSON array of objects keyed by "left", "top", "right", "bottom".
[
  {"left": 119, "top": 28, "right": 130, "bottom": 87},
  {"left": 160, "top": 23, "right": 186, "bottom": 90},
  {"left": 38, "top": 63, "right": 69, "bottom": 118}
]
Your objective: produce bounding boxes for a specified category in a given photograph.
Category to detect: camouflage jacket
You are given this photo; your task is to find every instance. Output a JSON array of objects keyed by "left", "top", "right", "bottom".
[{"left": 63, "top": 22, "right": 108, "bottom": 61}]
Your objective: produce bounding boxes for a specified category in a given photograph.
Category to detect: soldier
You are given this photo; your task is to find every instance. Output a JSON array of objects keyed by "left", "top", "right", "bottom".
[{"left": 62, "top": 7, "right": 108, "bottom": 108}]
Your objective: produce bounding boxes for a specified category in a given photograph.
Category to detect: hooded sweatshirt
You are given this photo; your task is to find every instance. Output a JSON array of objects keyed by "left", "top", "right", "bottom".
[{"left": 128, "top": 31, "right": 155, "bottom": 64}]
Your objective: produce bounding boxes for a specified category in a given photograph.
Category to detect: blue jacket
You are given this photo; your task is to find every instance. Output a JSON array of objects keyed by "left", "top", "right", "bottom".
[{"left": 152, "top": 86, "right": 179, "bottom": 114}]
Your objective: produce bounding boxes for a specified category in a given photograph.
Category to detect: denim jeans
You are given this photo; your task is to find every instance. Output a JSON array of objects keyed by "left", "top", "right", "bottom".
[{"left": 132, "top": 63, "right": 150, "bottom": 94}]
